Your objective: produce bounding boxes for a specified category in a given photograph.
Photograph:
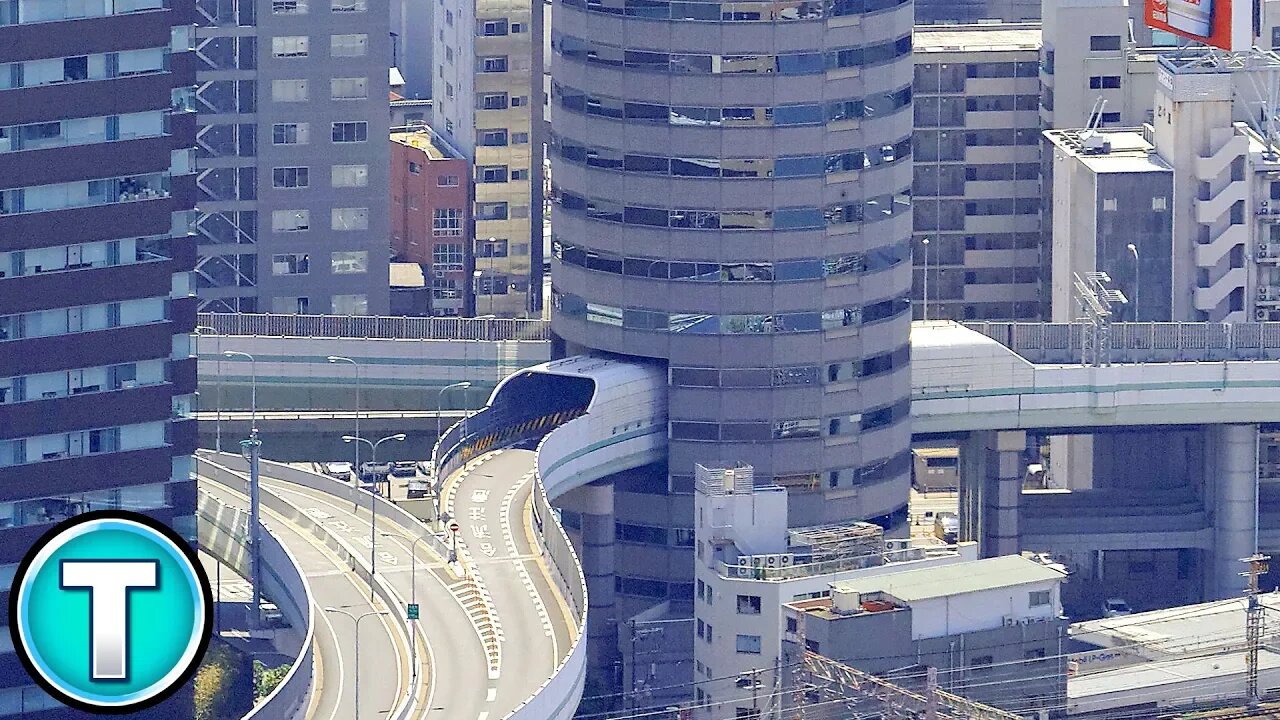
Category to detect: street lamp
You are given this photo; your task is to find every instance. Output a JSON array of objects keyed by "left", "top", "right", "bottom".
[
  {"left": 343, "top": 433, "right": 406, "bottom": 597},
  {"left": 195, "top": 325, "right": 222, "bottom": 453},
  {"left": 382, "top": 530, "right": 432, "bottom": 681},
  {"left": 435, "top": 381, "right": 470, "bottom": 529},
  {"left": 323, "top": 607, "right": 389, "bottom": 720},
  {"left": 1127, "top": 243, "right": 1140, "bottom": 321},
  {"left": 222, "top": 350, "right": 261, "bottom": 616},
  {"left": 921, "top": 237, "right": 931, "bottom": 322},
  {"left": 328, "top": 355, "right": 361, "bottom": 506},
  {"left": 221, "top": 350, "right": 256, "bottom": 432}
]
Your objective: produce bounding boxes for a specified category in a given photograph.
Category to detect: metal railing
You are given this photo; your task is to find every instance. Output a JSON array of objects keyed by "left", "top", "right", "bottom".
[
  {"left": 198, "top": 312, "right": 551, "bottom": 341},
  {"left": 965, "top": 322, "right": 1280, "bottom": 363}
]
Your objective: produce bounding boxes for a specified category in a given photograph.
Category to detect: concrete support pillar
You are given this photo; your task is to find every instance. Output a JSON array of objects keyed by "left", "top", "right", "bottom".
[
  {"left": 961, "top": 430, "right": 1026, "bottom": 558},
  {"left": 1209, "top": 423, "right": 1258, "bottom": 599},
  {"left": 572, "top": 479, "right": 619, "bottom": 677}
]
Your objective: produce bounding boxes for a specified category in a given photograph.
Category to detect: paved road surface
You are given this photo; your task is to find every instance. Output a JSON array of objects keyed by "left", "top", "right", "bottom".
[
  {"left": 254, "top": 450, "right": 574, "bottom": 719},
  {"left": 447, "top": 448, "right": 574, "bottom": 714},
  {"left": 200, "top": 475, "right": 406, "bottom": 720},
  {"left": 253, "top": 473, "right": 495, "bottom": 720}
]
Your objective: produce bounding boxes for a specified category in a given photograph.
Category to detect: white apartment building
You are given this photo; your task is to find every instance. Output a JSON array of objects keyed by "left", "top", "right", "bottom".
[
  {"left": 914, "top": 24, "right": 1043, "bottom": 321},
  {"left": 1048, "top": 55, "right": 1280, "bottom": 323},
  {"left": 691, "top": 464, "right": 977, "bottom": 718},
  {"left": 433, "top": 0, "right": 544, "bottom": 317}
]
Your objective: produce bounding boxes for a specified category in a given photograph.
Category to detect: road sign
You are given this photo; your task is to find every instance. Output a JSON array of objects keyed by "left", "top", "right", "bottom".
[
  {"left": 407, "top": 603, "right": 419, "bottom": 621},
  {"left": 449, "top": 522, "right": 460, "bottom": 534}
]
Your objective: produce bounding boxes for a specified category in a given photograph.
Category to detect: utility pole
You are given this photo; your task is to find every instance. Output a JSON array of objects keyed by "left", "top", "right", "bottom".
[{"left": 1243, "top": 553, "right": 1271, "bottom": 704}]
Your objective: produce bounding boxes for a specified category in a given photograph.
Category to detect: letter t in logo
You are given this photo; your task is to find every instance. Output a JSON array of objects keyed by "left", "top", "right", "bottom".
[{"left": 60, "top": 561, "right": 158, "bottom": 681}]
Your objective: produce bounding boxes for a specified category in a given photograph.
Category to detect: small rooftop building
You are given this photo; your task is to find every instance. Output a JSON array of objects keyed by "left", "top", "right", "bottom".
[{"left": 783, "top": 555, "right": 1069, "bottom": 717}]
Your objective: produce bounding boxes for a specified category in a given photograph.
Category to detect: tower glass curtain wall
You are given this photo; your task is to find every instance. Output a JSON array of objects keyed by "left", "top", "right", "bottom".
[{"left": 548, "top": 0, "right": 915, "bottom": 528}]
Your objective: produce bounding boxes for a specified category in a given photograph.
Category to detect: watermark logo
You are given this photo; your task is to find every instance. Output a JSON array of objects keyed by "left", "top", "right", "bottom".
[{"left": 10, "top": 511, "right": 213, "bottom": 713}]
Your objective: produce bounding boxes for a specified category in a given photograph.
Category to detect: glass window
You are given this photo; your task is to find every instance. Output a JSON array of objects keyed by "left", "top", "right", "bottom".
[
  {"left": 331, "top": 121, "right": 367, "bottom": 142},
  {"left": 330, "top": 164, "right": 368, "bottom": 187},
  {"left": 272, "top": 123, "right": 309, "bottom": 145},
  {"left": 331, "top": 207, "right": 368, "bottom": 230},
  {"left": 735, "top": 635, "right": 762, "bottom": 654},
  {"left": 271, "top": 253, "right": 309, "bottom": 275},
  {"left": 271, "top": 36, "right": 309, "bottom": 57},
  {"left": 331, "top": 0, "right": 366, "bottom": 11},
  {"left": 330, "top": 251, "right": 367, "bottom": 274},
  {"left": 271, "top": 79, "right": 308, "bottom": 102},
  {"left": 736, "top": 595, "right": 761, "bottom": 614},
  {"left": 433, "top": 208, "right": 463, "bottom": 236},
  {"left": 331, "top": 294, "right": 367, "bottom": 315},
  {"left": 272, "top": 166, "right": 309, "bottom": 188},
  {"left": 330, "top": 33, "right": 368, "bottom": 57},
  {"left": 271, "top": 209, "right": 309, "bottom": 232},
  {"left": 273, "top": 0, "right": 307, "bottom": 13},
  {"left": 330, "top": 77, "right": 368, "bottom": 99}
]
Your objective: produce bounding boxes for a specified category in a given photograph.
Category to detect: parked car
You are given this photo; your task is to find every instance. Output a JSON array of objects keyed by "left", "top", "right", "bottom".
[
  {"left": 359, "top": 462, "right": 393, "bottom": 484},
  {"left": 407, "top": 466, "right": 434, "bottom": 499},
  {"left": 323, "top": 462, "right": 353, "bottom": 480},
  {"left": 1102, "top": 598, "right": 1132, "bottom": 618},
  {"left": 391, "top": 461, "right": 418, "bottom": 478},
  {"left": 932, "top": 512, "right": 959, "bottom": 544}
]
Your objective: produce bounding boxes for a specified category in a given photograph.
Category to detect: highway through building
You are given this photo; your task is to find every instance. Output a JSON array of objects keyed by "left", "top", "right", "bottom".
[{"left": 198, "top": 469, "right": 410, "bottom": 720}]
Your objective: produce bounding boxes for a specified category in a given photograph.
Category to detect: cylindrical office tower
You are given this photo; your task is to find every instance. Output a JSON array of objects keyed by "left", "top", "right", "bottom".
[{"left": 549, "top": 0, "right": 914, "bottom": 527}]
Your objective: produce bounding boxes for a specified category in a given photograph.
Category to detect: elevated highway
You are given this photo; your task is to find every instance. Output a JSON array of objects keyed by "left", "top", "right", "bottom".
[
  {"left": 197, "top": 461, "right": 412, "bottom": 720},
  {"left": 911, "top": 321, "right": 1280, "bottom": 435},
  {"left": 191, "top": 314, "right": 1280, "bottom": 714},
  {"left": 202, "top": 450, "right": 584, "bottom": 720}
]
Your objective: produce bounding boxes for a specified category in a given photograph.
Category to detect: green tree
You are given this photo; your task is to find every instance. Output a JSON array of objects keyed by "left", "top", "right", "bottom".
[
  {"left": 194, "top": 644, "right": 240, "bottom": 720},
  {"left": 254, "top": 659, "right": 293, "bottom": 702}
]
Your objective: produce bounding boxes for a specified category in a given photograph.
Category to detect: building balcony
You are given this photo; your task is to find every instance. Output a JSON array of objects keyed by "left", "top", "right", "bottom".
[
  {"left": 0, "top": 321, "right": 175, "bottom": 377},
  {"left": 0, "top": 445, "right": 174, "bottom": 502},
  {"left": 1193, "top": 266, "right": 1247, "bottom": 312},
  {"left": 1194, "top": 180, "right": 1247, "bottom": 225},
  {"left": 1194, "top": 131, "right": 1249, "bottom": 182},
  {"left": 0, "top": 259, "right": 175, "bottom": 316},
  {"left": 0, "top": 382, "right": 174, "bottom": 440},
  {"left": 1194, "top": 223, "right": 1247, "bottom": 267}
]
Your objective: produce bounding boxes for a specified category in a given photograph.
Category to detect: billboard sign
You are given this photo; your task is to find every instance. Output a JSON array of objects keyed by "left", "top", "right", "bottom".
[{"left": 1144, "top": 0, "right": 1252, "bottom": 51}]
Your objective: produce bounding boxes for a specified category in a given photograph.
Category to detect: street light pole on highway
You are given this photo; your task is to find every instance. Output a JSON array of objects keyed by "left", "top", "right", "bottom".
[
  {"left": 435, "top": 381, "right": 471, "bottom": 529},
  {"left": 194, "top": 325, "right": 222, "bottom": 452},
  {"left": 323, "top": 607, "right": 389, "bottom": 720},
  {"left": 343, "top": 433, "right": 406, "bottom": 598},
  {"left": 328, "top": 355, "right": 362, "bottom": 509},
  {"left": 223, "top": 350, "right": 263, "bottom": 616},
  {"left": 384, "top": 530, "right": 433, "bottom": 681}
]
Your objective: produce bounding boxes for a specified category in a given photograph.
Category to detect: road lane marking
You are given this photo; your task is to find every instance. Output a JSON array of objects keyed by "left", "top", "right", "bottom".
[{"left": 487, "top": 688, "right": 497, "bottom": 702}]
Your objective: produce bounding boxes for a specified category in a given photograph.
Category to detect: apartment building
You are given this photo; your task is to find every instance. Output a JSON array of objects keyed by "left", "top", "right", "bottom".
[
  {"left": 390, "top": 126, "right": 472, "bottom": 315},
  {"left": 1047, "top": 56, "right": 1280, "bottom": 324},
  {"left": 689, "top": 465, "right": 976, "bottom": 717},
  {"left": 433, "top": 0, "right": 543, "bottom": 317},
  {"left": 914, "top": 24, "right": 1043, "bottom": 321},
  {"left": 192, "top": 0, "right": 391, "bottom": 316},
  {"left": 0, "top": 0, "right": 199, "bottom": 713}
]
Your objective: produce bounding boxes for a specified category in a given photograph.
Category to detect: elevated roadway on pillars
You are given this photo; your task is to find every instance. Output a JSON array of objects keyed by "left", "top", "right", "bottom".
[{"left": 911, "top": 322, "right": 1280, "bottom": 436}]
